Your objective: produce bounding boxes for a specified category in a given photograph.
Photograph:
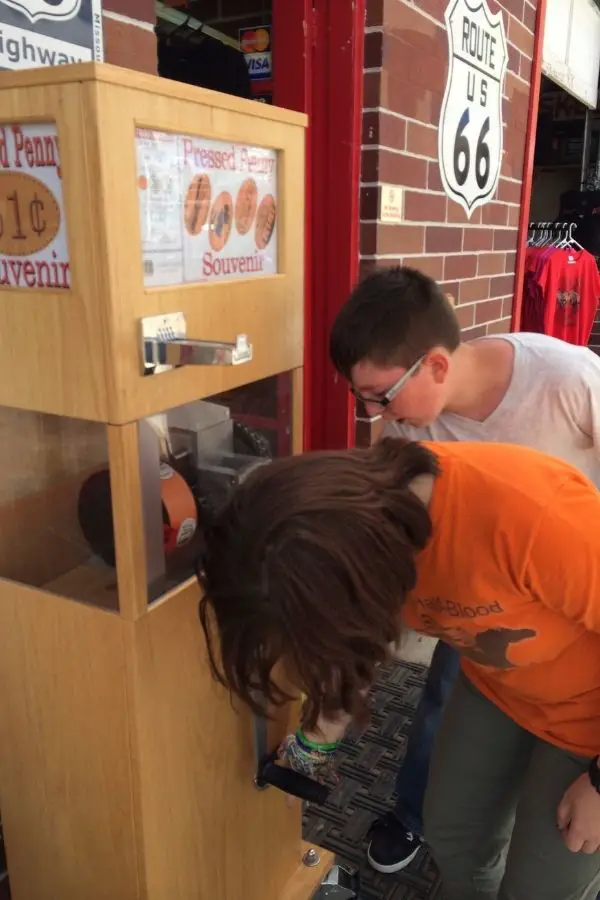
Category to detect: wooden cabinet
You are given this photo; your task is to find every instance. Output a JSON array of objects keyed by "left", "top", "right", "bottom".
[{"left": 0, "top": 63, "right": 329, "bottom": 900}]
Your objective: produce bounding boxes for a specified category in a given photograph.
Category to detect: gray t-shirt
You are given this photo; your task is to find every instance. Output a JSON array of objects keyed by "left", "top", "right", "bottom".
[{"left": 384, "top": 332, "right": 600, "bottom": 488}]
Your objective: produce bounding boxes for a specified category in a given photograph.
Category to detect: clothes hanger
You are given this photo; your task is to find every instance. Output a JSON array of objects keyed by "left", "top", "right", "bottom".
[
  {"left": 533, "top": 222, "right": 549, "bottom": 247},
  {"left": 555, "top": 222, "right": 569, "bottom": 249},
  {"left": 554, "top": 221, "right": 583, "bottom": 251},
  {"left": 567, "top": 222, "right": 584, "bottom": 251}
]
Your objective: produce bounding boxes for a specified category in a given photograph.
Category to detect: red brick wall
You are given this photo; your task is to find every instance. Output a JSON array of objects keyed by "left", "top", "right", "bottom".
[
  {"left": 361, "top": 0, "right": 538, "bottom": 338},
  {"left": 102, "top": 0, "right": 157, "bottom": 73}
]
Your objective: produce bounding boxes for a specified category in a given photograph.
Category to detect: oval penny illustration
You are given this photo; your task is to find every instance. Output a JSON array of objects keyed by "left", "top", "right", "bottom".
[
  {"left": 184, "top": 174, "right": 211, "bottom": 236},
  {"left": 208, "top": 191, "right": 233, "bottom": 252},
  {"left": 235, "top": 178, "right": 258, "bottom": 236},
  {"left": 255, "top": 194, "right": 277, "bottom": 250},
  {"left": 0, "top": 171, "right": 61, "bottom": 257}
]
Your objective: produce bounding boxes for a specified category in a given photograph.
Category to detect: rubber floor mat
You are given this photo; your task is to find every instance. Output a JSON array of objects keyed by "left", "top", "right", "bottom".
[{"left": 303, "top": 660, "right": 443, "bottom": 900}]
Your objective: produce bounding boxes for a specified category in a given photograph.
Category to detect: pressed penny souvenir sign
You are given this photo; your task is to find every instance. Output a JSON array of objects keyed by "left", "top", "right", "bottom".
[
  {"left": 136, "top": 127, "right": 278, "bottom": 287},
  {"left": 0, "top": 122, "right": 70, "bottom": 289}
]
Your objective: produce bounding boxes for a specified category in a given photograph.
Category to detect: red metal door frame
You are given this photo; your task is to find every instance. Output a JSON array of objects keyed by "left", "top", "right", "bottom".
[
  {"left": 273, "top": 0, "right": 364, "bottom": 450},
  {"left": 511, "top": 0, "right": 547, "bottom": 331},
  {"left": 272, "top": 0, "right": 313, "bottom": 452}
]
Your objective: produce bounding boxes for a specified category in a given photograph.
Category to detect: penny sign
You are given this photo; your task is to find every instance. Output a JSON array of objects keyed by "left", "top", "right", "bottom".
[
  {"left": 0, "top": 122, "right": 70, "bottom": 290},
  {"left": 136, "top": 128, "right": 278, "bottom": 287},
  {"left": 0, "top": 172, "right": 61, "bottom": 255}
]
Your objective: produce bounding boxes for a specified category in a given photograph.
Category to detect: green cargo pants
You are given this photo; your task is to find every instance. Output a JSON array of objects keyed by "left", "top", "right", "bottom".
[{"left": 423, "top": 672, "right": 600, "bottom": 900}]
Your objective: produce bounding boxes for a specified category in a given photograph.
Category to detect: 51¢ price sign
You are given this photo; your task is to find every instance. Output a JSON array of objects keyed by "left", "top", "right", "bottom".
[
  {"left": 438, "top": 0, "right": 508, "bottom": 218},
  {"left": 0, "top": 171, "right": 60, "bottom": 254},
  {"left": 0, "top": 122, "right": 70, "bottom": 291}
]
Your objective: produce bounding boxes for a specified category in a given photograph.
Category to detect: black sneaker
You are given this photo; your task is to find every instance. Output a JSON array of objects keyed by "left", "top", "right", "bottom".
[{"left": 367, "top": 811, "right": 423, "bottom": 874}]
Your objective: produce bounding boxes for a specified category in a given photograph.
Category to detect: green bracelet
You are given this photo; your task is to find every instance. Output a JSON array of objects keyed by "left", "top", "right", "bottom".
[{"left": 296, "top": 728, "right": 342, "bottom": 753}]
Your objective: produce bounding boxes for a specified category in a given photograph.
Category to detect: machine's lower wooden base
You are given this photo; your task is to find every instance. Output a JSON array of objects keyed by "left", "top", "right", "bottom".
[
  {"left": 279, "top": 845, "right": 335, "bottom": 900},
  {"left": 0, "top": 578, "right": 313, "bottom": 900}
]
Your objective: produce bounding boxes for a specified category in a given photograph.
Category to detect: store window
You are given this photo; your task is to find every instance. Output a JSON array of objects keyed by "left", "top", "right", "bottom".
[
  {"left": 529, "top": 78, "right": 588, "bottom": 223},
  {"left": 138, "top": 372, "right": 292, "bottom": 604},
  {"left": 156, "top": 0, "right": 273, "bottom": 104},
  {"left": 0, "top": 408, "right": 120, "bottom": 611},
  {"left": 520, "top": 74, "right": 600, "bottom": 349}
]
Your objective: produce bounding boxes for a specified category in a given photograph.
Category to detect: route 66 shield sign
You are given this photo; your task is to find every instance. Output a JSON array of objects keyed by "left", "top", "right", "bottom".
[
  {"left": 1, "top": 0, "right": 82, "bottom": 23},
  {"left": 438, "top": 0, "right": 508, "bottom": 218}
]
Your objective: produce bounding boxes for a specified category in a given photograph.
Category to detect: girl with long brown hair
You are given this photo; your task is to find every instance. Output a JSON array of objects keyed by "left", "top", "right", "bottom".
[{"left": 198, "top": 437, "right": 600, "bottom": 900}]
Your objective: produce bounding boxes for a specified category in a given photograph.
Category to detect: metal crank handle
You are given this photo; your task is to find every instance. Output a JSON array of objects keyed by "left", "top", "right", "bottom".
[
  {"left": 139, "top": 313, "right": 253, "bottom": 374},
  {"left": 255, "top": 750, "right": 330, "bottom": 805}
]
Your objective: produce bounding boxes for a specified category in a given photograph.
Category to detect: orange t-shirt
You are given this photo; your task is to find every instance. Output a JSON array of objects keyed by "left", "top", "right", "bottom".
[{"left": 402, "top": 441, "right": 600, "bottom": 758}]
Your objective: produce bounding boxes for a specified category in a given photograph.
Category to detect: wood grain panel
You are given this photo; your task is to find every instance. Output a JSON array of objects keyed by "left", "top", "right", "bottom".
[
  {"left": 88, "top": 75, "right": 305, "bottom": 422},
  {"left": 0, "top": 584, "right": 139, "bottom": 900},
  {"left": 127, "top": 580, "right": 305, "bottom": 900},
  {"left": 0, "top": 82, "right": 112, "bottom": 420},
  {"left": 0, "top": 64, "right": 306, "bottom": 424}
]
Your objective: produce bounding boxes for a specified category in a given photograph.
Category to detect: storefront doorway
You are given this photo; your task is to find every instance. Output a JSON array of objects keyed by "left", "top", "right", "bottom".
[
  {"left": 514, "top": 71, "right": 600, "bottom": 348},
  {"left": 512, "top": 0, "right": 600, "bottom": 348},
  {"left": 154, "top": 0, "right": 363, "bottom": 452}
]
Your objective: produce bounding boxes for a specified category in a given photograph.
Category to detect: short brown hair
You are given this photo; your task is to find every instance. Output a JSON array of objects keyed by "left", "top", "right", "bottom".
[
  {"left": 330, "top": 266, "right": 461, "bottom": 379},
  {"left": 198, "top": 439, "right": 438, "bottom": 730}
]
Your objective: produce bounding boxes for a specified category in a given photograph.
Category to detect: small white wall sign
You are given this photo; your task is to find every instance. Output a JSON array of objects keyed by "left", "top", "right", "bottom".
[
  {"left": 379, "top": 184, "right": 404, "bottom": 223},
  {"left": 438, "top": 0, "right": 508, "bottom": 218}
]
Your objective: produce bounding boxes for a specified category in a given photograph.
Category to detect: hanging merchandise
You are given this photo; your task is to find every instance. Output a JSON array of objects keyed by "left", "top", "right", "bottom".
[
  {"left": 155, "top": 2, "right": 252, "bottom": 100},
  {"left": 522, "top": 222, "right": 600, "bottom": 345}
]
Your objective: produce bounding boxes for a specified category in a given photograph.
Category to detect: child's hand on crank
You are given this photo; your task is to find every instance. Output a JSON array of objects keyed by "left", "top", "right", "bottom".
[{"left": 277, "top": 730, "right": 341, "bottom": 785}]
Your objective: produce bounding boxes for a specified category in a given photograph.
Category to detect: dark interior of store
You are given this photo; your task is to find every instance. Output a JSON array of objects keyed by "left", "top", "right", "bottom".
[
  {"left": 527, "top": 73, "right": 600, "bottom": 351},
  {"left": 153, "top": 0, "right": 290, "bottom": 461},
  {"left": 156, "top": 0, "right": 272, "bottom": 101},
  {"left": 531, "top": 75, "right": 600, "bottom": 251}
]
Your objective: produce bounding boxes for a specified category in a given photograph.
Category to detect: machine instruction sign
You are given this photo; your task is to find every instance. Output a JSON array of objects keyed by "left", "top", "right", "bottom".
[
  {"left": 136, "top": 128, "right": 278, "bottom": 287},
  {"left": 438, "top": 0, "right": 508, "bottom": 217},
  {"left": 0, "top": 0, "right": 103, "bottom": 69}
]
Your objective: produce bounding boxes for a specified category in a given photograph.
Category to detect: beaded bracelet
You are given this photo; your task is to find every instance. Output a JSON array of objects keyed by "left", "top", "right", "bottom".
[{"left": 278, "top": 730, "right": 342, "bottom": 780}]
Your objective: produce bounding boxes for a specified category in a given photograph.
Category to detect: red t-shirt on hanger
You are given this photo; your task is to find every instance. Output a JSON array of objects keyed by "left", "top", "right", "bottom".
[
  {"left": 534, "top": 248, "right": 600, "bottom": 345},
  {"left": 522, "top": 246, "right": 555, "bottom": 333}
]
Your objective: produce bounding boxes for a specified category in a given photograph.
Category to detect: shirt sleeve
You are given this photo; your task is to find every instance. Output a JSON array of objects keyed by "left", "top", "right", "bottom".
[
  {"left": 526, "top": 473, "right": 600, "bottom": 633},
  {"left": 574, "top": 355, "right": 600, "bottom": 453}
]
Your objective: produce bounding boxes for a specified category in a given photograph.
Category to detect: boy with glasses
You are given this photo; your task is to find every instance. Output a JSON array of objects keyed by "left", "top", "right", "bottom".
[{"left": 329, "top": 265, "right": 600, "bottom": 875}]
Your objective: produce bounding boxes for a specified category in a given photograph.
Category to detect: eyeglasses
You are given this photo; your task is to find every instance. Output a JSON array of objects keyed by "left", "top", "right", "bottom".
[{"left": 350, "top": 355, "right": 426, "bottom": 408}]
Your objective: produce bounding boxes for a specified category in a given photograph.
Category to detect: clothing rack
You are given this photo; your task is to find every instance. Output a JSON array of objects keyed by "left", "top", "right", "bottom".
[
  {"left": 155, "top": 1, "right": 240, "bottom": 50},
  {"left": 521, "top": 219, "right": 600, "bottom": 344},
  {"left": 527, "top": 221, "right": 582, "bottom": 248}
]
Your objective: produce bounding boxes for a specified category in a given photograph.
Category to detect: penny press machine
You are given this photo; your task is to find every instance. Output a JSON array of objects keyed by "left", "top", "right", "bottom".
[{"left": 0, "top": 64, "right": 358, "bottom": 900}]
